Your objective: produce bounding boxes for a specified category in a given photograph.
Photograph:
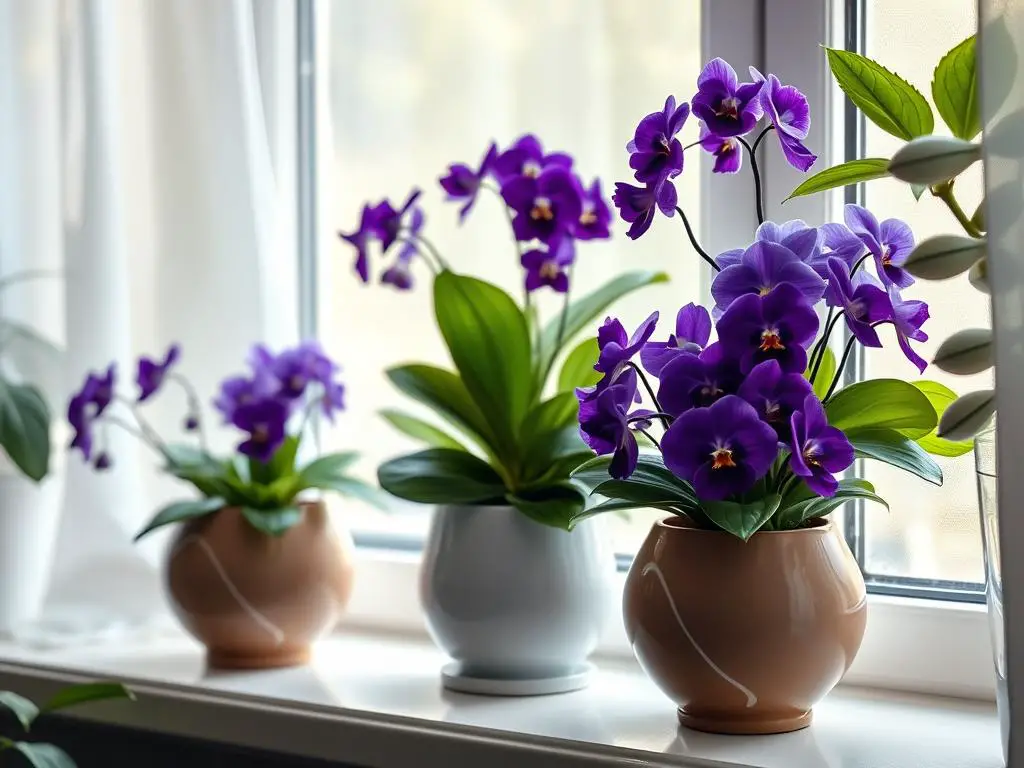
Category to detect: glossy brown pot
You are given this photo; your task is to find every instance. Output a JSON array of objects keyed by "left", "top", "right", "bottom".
[
  {"left": 623, "top": 517, "right": 866, "bottom": 735},
  {"left": 165, "top": 500, "right": 354, "bottom": 669}
]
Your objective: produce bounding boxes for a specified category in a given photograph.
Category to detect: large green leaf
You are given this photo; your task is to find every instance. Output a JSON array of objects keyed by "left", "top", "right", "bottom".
[
  {"left": 297, "top": 451, "right": 360, "bottom": 486},
  {"left": 572, "top": 454, "right": 696, "bottom": 501},
  {"left": 433, "top": 271, "right": 532, "bottom": 451},
  {"left": 1, "top": 740, "right": 75, "bottom": 768},
  {"left": 378, "top": 409, "right": 466, "bottom": 451},
  {"left": 507, "top": 484, "right": 586, "bottom": 531},
  {"left": 241, "top": 506, "right": 303, "bottom": 536},
  {"left": 786, "top": 158, "right": 891, "bottom": 201},
  {"left": 568, "top": 499, "right": 685, "bottom": 530},
  {"left": 0, "top": 379, "right": 50, "bottom": 482},
  {"left": 906, "top": 381, "right": 974, "bottom": 457},
  {"left": 825, "top": 378, "right": 936, "bottom": 438},
  {"left": 536, "top": 271, "right": 670, "bottom": 380},
  {"left": 776, "top": 478, "right": 888, "bottom": 529},
  {"left": 0, "top": 691, "right": 38, "bottom": 731},
  {"left": 825, "top": 48, "right": 934, "bottom": 140},
  {"left": 847, "top": 427, "right": 943, "bottom": 485},
  {"left": 933, "top": 35, "right": 980, "bottom": 140},
  {"left": 386, "top": 364, "right": 498, "bottom": 453},
  {"left": 805, "top": 346, "right": 837, "bottom": 400},
  {"left": 700, "top": 494, "right": 782, "bottom": 541},
  {"left": 42, "top": 683, "right": 133, "bottom": 714},
  {"left": 557, "top": 337, "right": 601, "bottom": 393},
  {"left": 311, "top": 476, "right": 391, "bottom": 510},
  {"left": 520, "top": 424, "right": 589, "bottom": 485},
  {"left": 134, "top": 496, "right": 226, "bottom": 541},
  {"left": 377, "top": 448, "right": 507, "bottom": 504}
]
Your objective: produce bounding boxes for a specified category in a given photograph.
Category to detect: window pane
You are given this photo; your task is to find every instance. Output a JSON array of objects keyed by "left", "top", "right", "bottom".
[
  {"left": 860, "top": 1, "right": 985, "bottom": 583},
  {"left": 315, "top": 1, "right": 703, "bottom": 549}
]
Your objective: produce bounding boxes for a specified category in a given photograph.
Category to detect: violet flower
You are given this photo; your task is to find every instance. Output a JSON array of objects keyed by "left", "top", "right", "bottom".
[
  {"left": 578, "top": 369, "right": 650, "bottom": 480},
  {"left": 754, "top": 220, "right": 820, "bottom": 264},
  {"left": 716, "top": 283, "right": 820, "bottom": 374},
  {"left": 811, "top": 222, "right": 865, "bottom": 277},
  {"left": 232, "top": 397, "right": 290, "bottom": 463},
  {"left": 691, "top": 58, "right": 764, "bottom": 138},
  {"left": 699, "top": 127, "right": 742, "bottom": 174},
  {"left": 213, "top": 369, "right": 279, "bottom": 423},
  {"left": 845, "top": 204, "right": 916, "bottom": 289},
  {"left": 737, "top": 359, "right": 813, "bottom": 440},
  {"left": 502, "top": 167, "right": 582, "bottom": 243},
  {"left": 824, "top": 257, "right": 893, "bottom": 348},
  {"left": 370, "top": 189, "right": 422, "bottom": 252},
  {"left": 270, "top": 341, "right": 337, "bottom": 399},
  {"left": 136, "top": 344, "right": 180, "bottom": 402},
  {"left": 888, "top": 287, "right": 930, "bottom": 373},
  {"left": 68, "top": 365, "right": 116, "bottom": 462},
  {"left": 596, "top": 312, "right": 659, "bottom": 377},
  {"left": 493, "top": 134, "right": 572, "bottom": 183},
  {"left": 612, "top": 180, "right": 677, "bottom": 240},
  {"left": 750, "top": 68, "right": 817, "bottom": 172},
  {"left": 439, "top": 143, "right": 498, "bottom": 222},
  {"left": 522, "top": 236, "right": 575, "bottom": 293},
  {"left": 574, "top": 179, "right": 612, "bottom": 241},
  {"left": 338, "top": 203, "right": 378, "bottom": 283},
  {"left": 661, "top": 394, "right": 779, "bottom": 500},
  {"left": 656, "top": 343, "right": 741, "bottom": 417},
  {"left": 381, "top": 207, "right": 425, "bottom": 291},
  {"left": 626, "top": 95, "right": 690, "bottom": 185},
  {"left": 788, "top": 394, "right": 855, "bottom": 497},
  {"left": 710, "top": 240, "right": 825, "bottom": 313},
  {"left": 641, "top": 303, "right": 712, "bottom": 376}
]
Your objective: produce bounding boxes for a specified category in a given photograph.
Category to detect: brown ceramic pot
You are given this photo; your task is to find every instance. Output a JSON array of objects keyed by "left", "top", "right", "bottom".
[
  {"left": 165, "top": 500, "right": 354, "bottom": 669},
  {"left": 623, "top": 516, "right": 866, "bottom": 735}
]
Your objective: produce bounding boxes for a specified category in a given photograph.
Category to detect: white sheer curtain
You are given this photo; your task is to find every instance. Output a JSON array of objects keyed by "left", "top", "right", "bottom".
[{"left": 0, "top": 0, "right": 298, "bottom": 643}]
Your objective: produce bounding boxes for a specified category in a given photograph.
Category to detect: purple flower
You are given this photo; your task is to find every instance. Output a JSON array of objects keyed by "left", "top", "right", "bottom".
[
  {"left": 213, "top": 372, "right": 277, "bottom": 423},
  {"left": 811, "top": 222, "right": 865, "bottom": 277},
  {"left": 699, "top": 127, "right": 742, "bottom": 174},
  {"left": 270, "top": 341, "right": 337, "bottom": 399},
  {"left": 788, "top": 394, "right": 855, "bottom": 497},
  {"left": 338, "top": 203, "right": 378, "bottom": 283},
  {"left": 711, "top": 240, "right": 825, "bottom": 313},
  {"left": 136, "top": 344, "right": 180, "bottom": 402},
  {"left": 596, "top": 312, "right": 659, "bottom": 376},
  {"left": 662, "top": 395, "right": 779, "bottom": 500},
  {"left": 656, "top": 343, "right": 742, "bottom": 417},
  {"left": 502, "top": 167, "right": 582, "bottom": 243},
  {"left": 691, "top": 58, "right": 764, "bottom": 138},
  {"left": 522, "top": 236, "right": 575, "bottom": 293},
  {"left": 578, "top": 369, "right": 649, "bottom": 480},
  {"left": 844, "top": 204, "right": 916, "bottom": 289},
  {"left": 737, "top": 359, "right": 813, "bottom": 440},
  {"left": 612, "top": 180, "right": 677, "bottom": 240},
  {"left": 493, "top": 134, "right": 572, "bottom": 183},
  {"left": 755, "top": 220, "right": 820, "bottom": 264},
  {"left": 381, "top": 207, "right": 425, "bottom": 291},
  {"left": 641, "top": 303, "right": 712, "bottom": 376},
  {"left": 439, "top": 143, "right": 498, "bottom": 222},
  {"left": 750, "top": 69, "right": 817, "bottom": 172},
  {"left": 626, "top": 95, "right": 690, "bottom": 184},
  {"left": 232, "top": 397, "right": 290, "bottom": 463},
  {"left": 573, "top": 179, "right": 612, "bottom": 241},
  {"left": 888, "top": 288, "right": 930, "bottom": 373},
  {"left": 67, "top": 365, "right": 116, "bottom": 462},
  {"left": 824, "top": 257, "right": 893, "bottom": 348},
  {"left": 717, "top": 283, "right": 820, "bottom": 374}
]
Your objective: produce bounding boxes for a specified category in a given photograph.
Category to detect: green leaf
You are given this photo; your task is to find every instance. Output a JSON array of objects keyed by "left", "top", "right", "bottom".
[
  {"left": 825, "top": 378, "right": 936, "bottom": 438},
  {"left": 386, "top": 364, "right": 498, "bottom": 454},
  {"left": 785, "top": 158, "right": 891, "bottom": 201},
  {"left": 567, "top": 499, "right": 683, "bottom": 529},
  {"left": 776, "top": 478, "right": 888, "bottom": 529},
  {"left": 933, "top": 35, "right": 980, "bottom": 140},
  {"left": 557, "top": 337, "right": 601, "bottom": 393},
  {"left": 847, "top": 427, "right": 943, "bottom": 485},
  {"left": 312, "top": 476, "right": 391, "bottom": 510},
  {"left": 938, "top": 389, "right": 995, "bottom": 442},
  {"left": 0, "top": 692, "right": 39, "bottom": 731},
  {"left": 379, "top": 409, "right": 467, "bottom": 451},
  {"left": 911, "top": 183, "right": 928, "bottom": 200},
  {"left": 259, "top": 435, "right": 300, "bottom": 483},
  {"left": 907, "top": 381, "right": 974, "bottom": 457},
  {"left": 0, "top": 319, "right": 61, "bottom": 357},
  {"left": 297, "top": 452, "right": 360, "bottom": 486},
  {"left": 377, "top": 448, "right": 507, "bottom": 504},
  {"left": 241, "top": 506, "right": 303, "bottom": 536},
  {"left": 536, "top": 271, "right": 670, "bottom": 381},
  {"left": 433, "top": 271, "right": 532, "bottom": 449},
  {"left": 572, "top": 454, "right": 697, "bottom": 505},
  {"left": 825, "top": 47, "right": 934, "bottom": 140},
  {"left": 700, "top": 495, "right": 782, "bottom": 541},
  {"left": 41, "top": 683, "right": 133, "bottom": 714},
  {"left": 507, "top": 484, "right": 586, "bottom": 530},
  {"left": 134, "top": 497, "right": 226, "bottom": 541},
  {"left": 2, "top": 741, "right": 76, "bottom": 768},
  {"left": 0, "top": 379, "right": 50, "bottom": 482},
  {"left": 161, "top": 443, "right": 221, "bottom": 472},
  {"left": 806, "top": 346, "right": 836, "bottom": 400}
]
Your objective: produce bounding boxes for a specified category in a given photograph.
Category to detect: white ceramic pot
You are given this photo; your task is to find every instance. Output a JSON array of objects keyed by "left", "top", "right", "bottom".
[{"left": 0, "top": 467, "right": 64, "bottom": 633}]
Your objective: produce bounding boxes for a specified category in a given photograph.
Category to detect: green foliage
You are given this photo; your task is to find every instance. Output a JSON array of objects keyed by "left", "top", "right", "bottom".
[
  {"left": 0, "top": 378, "right": 50, "bottom": 482},
  {"left": 805, "top": 346, "right": 836, "bottom": 400},
  {"left": 507, "top": 484, "right": 586, "bottom": 530},
  {"left": 133, "top": 497, "right": 226, "bottom": 541},
  {"left": 557, "top": 337, "right": 601, "bottom": 393},
  {"left": 846, "top": 427, "right": 943, "bottom": 485},
  {"left": 776, "top": 478, "right": 888, "bottom": 530},
  {"left": 701, "top": 495, "right": 782, "bottom": 541},
  {"left": 379, "top": 409, "right": 467, "bottom": 451},
  {"left": 825, "top": 378, "right": 936, "bottom": 437},
  {"left": 378, "top": 448, "right": 507, "bottom": 504},
  {"left": 785, "top": 158, "right": 891, "bottom": 201},
  {"left": 824, "top": 48, "right": 934, "bottom": 140},
  {"left": 933, "top": 35, "right": 980, "bottom": 140},
  {"left": 909, "top": 381, "right": 974, "bottom": 457}
]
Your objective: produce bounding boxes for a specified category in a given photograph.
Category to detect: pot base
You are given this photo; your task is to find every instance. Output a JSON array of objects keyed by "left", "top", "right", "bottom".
[
  {"left": 441, "top": 662, "right": 593, "bottom": 697},
  {"left": 678, "top": 707, "right": 813, "bottom": 735},
  {"left": 207, "top": 646, "right": 311, "bottom": 671}
]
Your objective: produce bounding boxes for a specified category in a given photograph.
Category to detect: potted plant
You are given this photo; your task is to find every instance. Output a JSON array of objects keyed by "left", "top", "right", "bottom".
[
  {"left": 571, "top": 58, "right": 964, "bottom": 733},
  {"left": 66, "top": 342, "right": 379, "bottom": 669},
  {"left": 0, "top": 681, "right": 132, "bottom": 767},
  {"left": 0, "top": 270, "right": 59, "bottom": 633},
  {"left": 339, "top": 134, "right": 667, "bottom": 695}
]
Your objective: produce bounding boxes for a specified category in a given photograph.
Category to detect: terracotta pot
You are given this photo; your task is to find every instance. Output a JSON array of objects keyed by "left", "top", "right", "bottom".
[
  {"left": 623, "top": 516, "right": 866, "bottom": 735},
  {"left": 165, "top": 500, "right": 354, "bottom": 669}
]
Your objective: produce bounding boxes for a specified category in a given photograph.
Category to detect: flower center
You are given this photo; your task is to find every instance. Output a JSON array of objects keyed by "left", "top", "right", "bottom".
[
  {"left": 758, "top": 285, "right": 773, "bottom": 296},
  {"left": 764, "top": 400, "right": 781, "bottom": 420},
  {"left": 710, "top": 446, "right": 736, "bottom": 469},
  {"left": 760, "top": 328, "right": 785, "bottom": 351},
  {"left": 523, "top": 160, "right": 542, "bottom": 178},
  {"left": 656, "top": 134, "right": 671, "bottom": 155},
  {"left": 803, "top": 440, "right": 822, "bottom": 466},
  {"left": 579, "top": 206, "right": 597, "bottom": 226},
  {"left": 289, "top": 374, "right": 305, "bottom": 394},
  {"left": 530, "top": 197, "right": 554, "bottom": 221},
  {"left": 848, "top": 298, "right": 865, "bottom": 319},
  {"left": 699, "top": 382, "right": 723, "bottom": 404},
  {"left": 539, "top": 260, "right": 561, "bottom": 280},
  {"left": 718, "top": 139, "right": 735, "bottom": 154},
  {"left": 252, "top": 423, "right": 269, "bottom": 443},
  {"left": 881, "top": 245, "right": 892, "bottom": 266},
  {"left": 716, "top": 96, "right": 741, "bottom": 119}
]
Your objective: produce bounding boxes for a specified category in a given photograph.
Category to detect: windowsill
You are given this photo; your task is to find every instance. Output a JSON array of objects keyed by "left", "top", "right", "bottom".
[{"left": 0, "top": 628, "right": 1002, "bottom": 768}]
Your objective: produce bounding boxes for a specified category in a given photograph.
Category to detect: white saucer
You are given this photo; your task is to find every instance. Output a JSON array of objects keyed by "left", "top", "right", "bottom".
[{"left": 440, "top": 662, "right": 595, "bottom": 697}]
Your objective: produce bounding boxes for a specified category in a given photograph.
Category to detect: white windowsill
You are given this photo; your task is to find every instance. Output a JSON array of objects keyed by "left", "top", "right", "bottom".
[{"left": 0, "top": 628, "right": 1002, "bottom": 768}]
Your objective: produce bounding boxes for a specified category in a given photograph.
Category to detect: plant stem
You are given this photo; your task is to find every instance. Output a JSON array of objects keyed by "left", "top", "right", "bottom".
[
  {"left": 169, "top": 373, "right": 209, "bottom": 454},
  {"left": 625, "top": 361, "right": 669, "bottom": 428},
  {"left": 116, "top": 395, "right": 165, "bottom": 448},
  {"left": 635, "top": 426, "right": 661, "bottom": 451},
  {"left": 823, "top": 335, "right": 858, "bottom": 401},
  {"left": 629, "top": 412, "right": 673, "bottom": 424},
  {"left": 554, "top": 264, "right": 574, "bottom": 352},
  {"left": 407, "top": 233, "right": 450, "bottom": 271},
  {"left": 750, "top": 124, "right": 775, "bottom": 155},
  {"left": 393, "top": 237, "right": 439, "bottom": 275},
  {"left": 935, "top": 182, "right": 983, "bottom": 238},
  {"left": 674, "top": 207, "right": 719, "bottom": 272},
  {"left": 99, "top": 415, "right": 164, "bottom": 456},
  {"left": 736, "top": 136, "right": 765, "bottom": 224},
  {"left": 482, "top": 182, "right": 523, "bottom": 264},
  {"left": 851, "top": 252, "right": 872, "bottom": 276},
  {"left": 808, "top": 309, "right": 845, "bottom": 384}
]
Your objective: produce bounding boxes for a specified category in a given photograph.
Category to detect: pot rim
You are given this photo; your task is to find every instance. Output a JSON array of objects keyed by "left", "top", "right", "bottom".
[{"left": 655, "top": 515, "right": 831, "bottom": 535}]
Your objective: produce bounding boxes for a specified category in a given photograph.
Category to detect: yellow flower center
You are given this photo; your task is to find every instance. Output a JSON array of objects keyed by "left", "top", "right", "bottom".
[
  {"left": 523, "top": 161, "right": 542, "bottom": 178},
  {"left": 759, "top": 329, "right": 785, "bottom": 351},
  {"left": 539, "top": 260, "right": 560, "bottom": 280},
  {"left": 252, "top": 423, "right": 269, "bottom": 443},
  {"left": 530, "top": 197, "right": 554, "bottom": 221},
  {"left": 716, "top": 96, "right": 741, "bottom": 119},
  {"left": 719, "top": 139, "right": 735, "bottom": 154},
  {"left": 579, "top": 208, "right": 597, "bottom": 226},
  {"left": 710, "top": 447, "right": 736, "bottom": 470}
]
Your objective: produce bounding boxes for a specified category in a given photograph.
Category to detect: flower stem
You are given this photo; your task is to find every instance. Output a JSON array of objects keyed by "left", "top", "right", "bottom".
[
  {"left": 851, "top": 252, "right": 872, "bottom": 276},
  {"left": 116, "top": 395, "right": 165, "bottom": 448},
  {"left": 554, "top": 263, "right": 574, "bottom": 352},
  {"left": 736, "top": 136, "right": 765, "bottom": 224},
  {"left": 629, "top": 412, "right": 673, "bottom": 424},
  {"left": 823, "top": 335, "right": 858, "bottom": 401},
  {"left": 99, "top": 414, "right": 164, "bottom": 456},
  {"left": 808, "top": 309, "right": 844, "bottom": 385},
  {"left": 482, "top": 182, "right": 523, "bottom": 264},
  {"left": 393, "top": 237, "right": 439, "bottom": 275},
  {"left": 751, "top": 124, "right": 775, "bottom": 155},
  {"left": 635, "top": 425, "right": 661, "bottom": 451},
  {"left": 674, "top": 207, "right": 719, "bottom": 272},
  {"left": 169, "top": 373, "right": 209, "bottom": 454},
  {"left": 407, "top": 233, "right": 450, "bottom": 272},
  {"left": 934, "top": 182, "right": 983, "bottom": 238},
  {"left": 625, "top": 361, "right": 668, "bottom": 428}
]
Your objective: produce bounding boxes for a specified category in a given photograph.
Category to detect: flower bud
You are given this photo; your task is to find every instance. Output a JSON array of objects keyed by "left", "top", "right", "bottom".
[
  {"left": 888, "top": 136, "right": 982, "bottom": 185},
  {"left": 184, "top": 415, "right": 200, "bottom": 432},
  {"left": 968, "top": 257, "right": 989, "bottom": 294},
  {"left": 937, "top": 389, "right": 996, "bottom": 441},
  {"left": 904, "top": 234, "right": 986, "bottom": 280},
  {"left": 94, "top": 451, "right": 113, "bottom": 471},
  {"left": 933, "top": 328, "right": 994, "bottom": 375}
]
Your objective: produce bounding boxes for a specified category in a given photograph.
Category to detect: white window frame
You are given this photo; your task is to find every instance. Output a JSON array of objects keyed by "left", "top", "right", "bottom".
[{"left": 310, "top": 0, "right": 996, "bottom": 702}]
